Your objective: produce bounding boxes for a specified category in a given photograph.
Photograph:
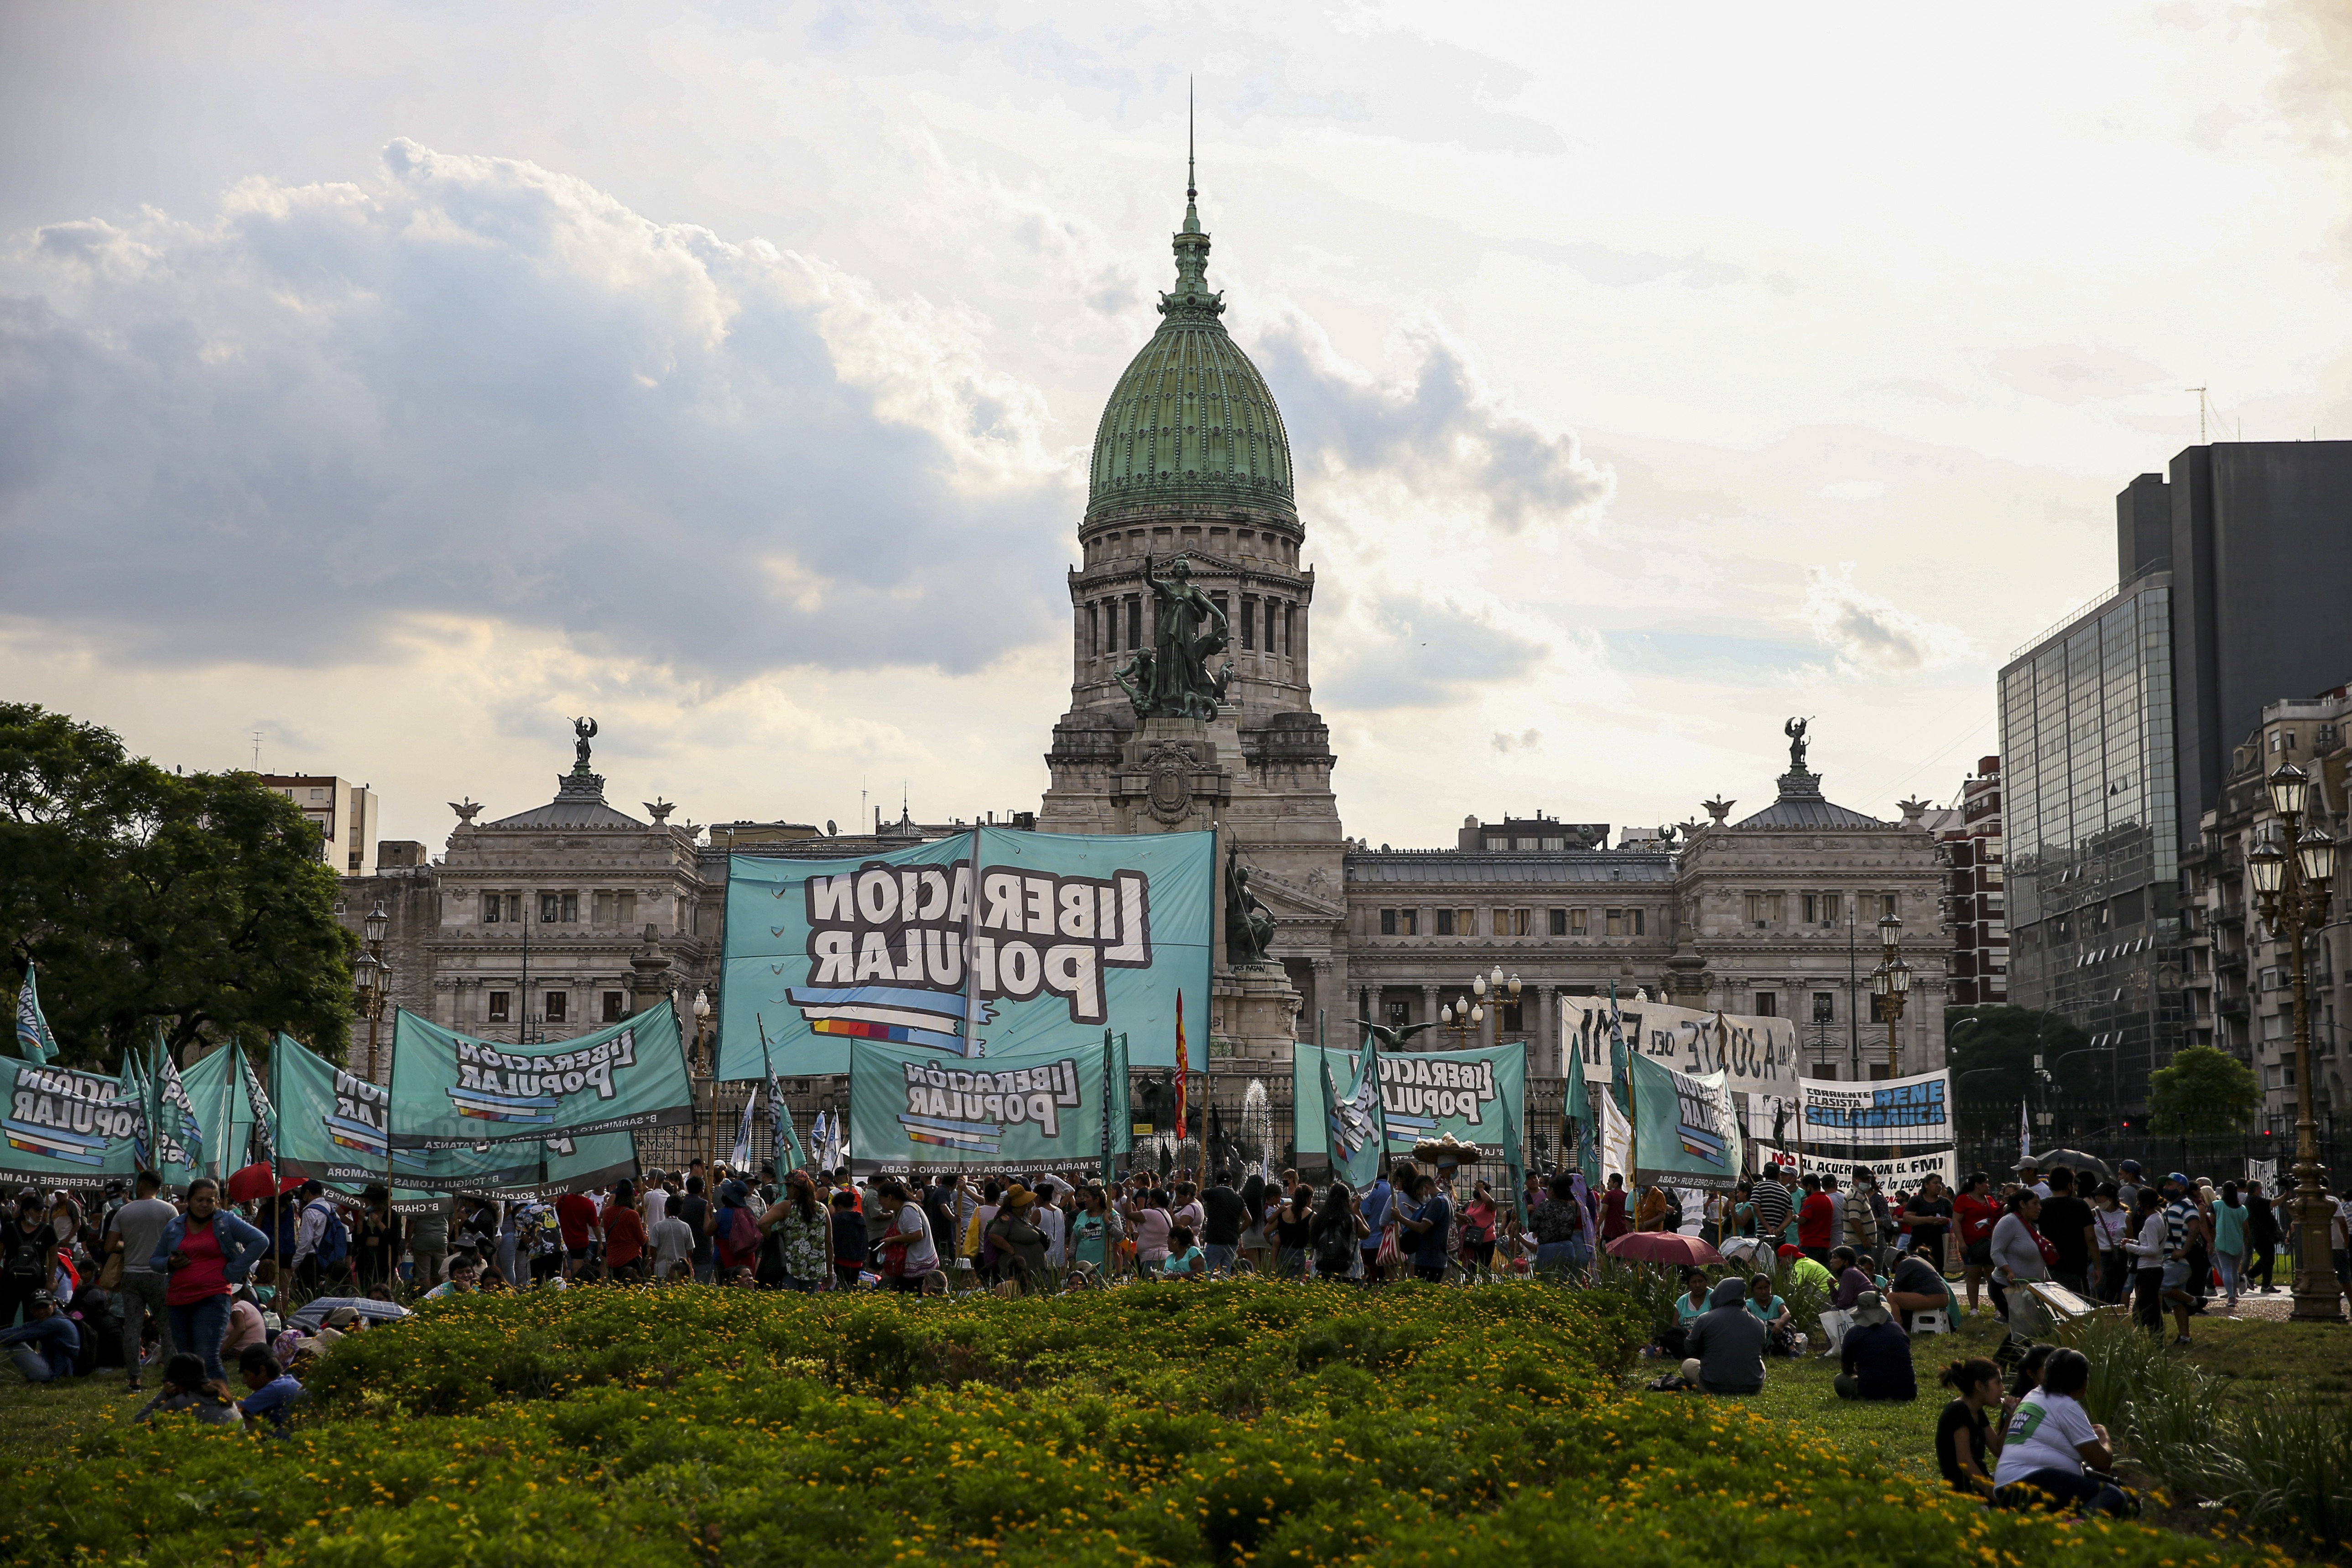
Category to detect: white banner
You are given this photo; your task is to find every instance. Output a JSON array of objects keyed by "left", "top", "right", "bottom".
[
  {"left": 1561, "top": 997, "right": 1802, "bottom": 1091},
  {"left": 1795, "top": 1068, "right": 1952, "bottom": 1147},
  {"left": 1755, "top": 1142, "right": 1957, "bottom": 1192},
  {"left": 1600, "top": 1091, "right": 1634, "bottom": 1190}
]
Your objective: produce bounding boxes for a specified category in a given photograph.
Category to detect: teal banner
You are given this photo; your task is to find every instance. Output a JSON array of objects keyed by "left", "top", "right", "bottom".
[
  {"left": 1293, "top": 1041, "right": 1526, "bottom": 1163},
  {"left": 719, "top": 827, "right": 1215, "bottom": 1077},
  {"left": 386, "top": 1000, "right": 691, "bottom": 1149},
  {"left": 1627, "top": 1051, "right": 1744, "bottom": 1194},
  {"left": 845, "top": 1031, "right": 1129, "bottom": 1175},
  {"left": 0, "top": 1056, "right": 140, "bottom": 1184}
]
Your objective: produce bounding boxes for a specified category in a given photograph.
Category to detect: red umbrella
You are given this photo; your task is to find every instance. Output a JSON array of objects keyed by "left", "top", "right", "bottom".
[{"left": 1605, "top": 1232, "right": 1723, "bottom": 1266}]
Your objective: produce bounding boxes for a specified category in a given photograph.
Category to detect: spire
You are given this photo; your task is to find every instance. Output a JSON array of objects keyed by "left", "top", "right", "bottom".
[{"left": 1164, "top": 81, "right": 1219, "bottom": 316}]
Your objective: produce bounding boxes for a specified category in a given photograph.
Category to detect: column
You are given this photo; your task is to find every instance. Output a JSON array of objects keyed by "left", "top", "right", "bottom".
[
  {"left": 1421, "top": 985, "right": 1441, "bottom": 1042},
  {"left": 1536, "top": 984, "right": 1558, "bottom": 1075}
]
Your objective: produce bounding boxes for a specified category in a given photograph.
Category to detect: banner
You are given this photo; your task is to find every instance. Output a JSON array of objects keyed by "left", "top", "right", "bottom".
[
  {"left": 1562, "top": 996, "right": 1801, "bottom": 1091},
  {"left": 1292, "top": 1041, "right": 1525, "bottom": 1162},
  {"left": 1628, "top": 1051, "right": 1744, "bottom": 1193},
  {"left": 1600, "top": 1089, "right": 1633, "bottom": 1189},
  {"left": 1797, "top": 1068, "right": 1951, "bottom": 1146},
  {"left": 846, "top": 1031, "right": 1130, "bottom": 1175},
  {"left": 0, "top": 1056, "right": 140, "bottom": 1183},
  {"left": 1754, "top": 1142, "right": 1957, "bottom": 1192},
  {"left": 1293, "top": 1033, "right": 1387, "bottom": 1186},
  {"left": 718, "top": 828, "right": 1216, "bottom": 1077},
  {"left": 386, "top": 1000, "right": 691, "bottom": 1150}
]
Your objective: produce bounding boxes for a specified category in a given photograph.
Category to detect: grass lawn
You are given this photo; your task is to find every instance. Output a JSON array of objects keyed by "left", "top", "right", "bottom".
[
  {"left": 2178, "top": 1314, "right": 2352, "bottom": 1405},
  {"left": 0, "top": 1370, "right": 139, "bottom": 1464},
  {"left": 1735, "top": 1304, "right": 2011, "bottom": 1482}
]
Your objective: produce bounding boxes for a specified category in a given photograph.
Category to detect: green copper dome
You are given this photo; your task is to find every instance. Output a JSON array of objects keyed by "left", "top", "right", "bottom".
[{"left": 1084, "top": 195, "right": 1296, "bottom": 530}]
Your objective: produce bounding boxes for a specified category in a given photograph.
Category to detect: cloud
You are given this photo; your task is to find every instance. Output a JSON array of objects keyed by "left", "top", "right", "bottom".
[
  {"left": 1490, "top": 727, "right": 1540, "bottom": 753},
  {"left": 1987, "top": 342, "right": 2169, "bottom": 405},
  {"left": 1250, "top": 311, "right": 1612, "bottom": 533},
  {"left": 1800, "top": 565, "right": 1972, "bottom": 674},
  {"left": 1316, "top": 593, "right": 1547, "bottom": 710},
  {"left": 0, "top": 140, "right": 1077, "bottom": 679}
]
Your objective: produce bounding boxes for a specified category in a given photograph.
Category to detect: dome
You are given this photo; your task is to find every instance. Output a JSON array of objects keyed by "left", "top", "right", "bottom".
[{"left": 1085, "top": 193, "right": 1295, "bottom": 530}]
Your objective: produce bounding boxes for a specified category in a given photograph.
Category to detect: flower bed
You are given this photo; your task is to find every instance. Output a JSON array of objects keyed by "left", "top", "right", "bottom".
[{"left": 4, "top": 1282, "right": 2285, "bottom": 1567}]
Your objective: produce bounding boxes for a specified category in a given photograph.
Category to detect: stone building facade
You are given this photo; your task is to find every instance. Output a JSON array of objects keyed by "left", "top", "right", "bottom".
[{"left": 334, "top": 183, "right": 1950, "bottom": 1096}]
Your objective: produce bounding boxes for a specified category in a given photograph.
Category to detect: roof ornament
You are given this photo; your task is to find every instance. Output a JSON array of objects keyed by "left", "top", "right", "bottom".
[
  {"left": 1783, "top": 716, "right": 1811, "bottom": 774},
  {"left": 1162, "top": 81, "right": 1221, "bottom": 318}
]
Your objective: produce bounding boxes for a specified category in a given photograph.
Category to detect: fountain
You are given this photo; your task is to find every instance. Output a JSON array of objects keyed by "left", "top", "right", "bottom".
[{"left": 1239, "top": 1079, "right": 1275, "bottom": 1184}]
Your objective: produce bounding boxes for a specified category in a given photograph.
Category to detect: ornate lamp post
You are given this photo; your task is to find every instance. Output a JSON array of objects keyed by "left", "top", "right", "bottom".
[
  {"left": 1438, "top": 991, "right": 1483, "bottom": 1051},
  {"left": 357, "top": 901, "right": 391, "bottom": 1081},
  {"left": 691, "top": 989, "right": 717, "bottom": 1169},
  {"left": 1870, "top": 912, "right": 1911, "bottom": 1078},
  {"left": 2244, "top": 762, "right": 2339, "bottom": 1323}
]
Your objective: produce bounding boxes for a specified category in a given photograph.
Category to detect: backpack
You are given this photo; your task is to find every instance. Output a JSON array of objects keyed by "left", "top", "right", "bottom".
[
  {"left": 1313, "top": 1224, "right": 1358, "bottom": 1277},
  {"left": 310, "top": 1202, "right": 351, "bottom": 1268}
]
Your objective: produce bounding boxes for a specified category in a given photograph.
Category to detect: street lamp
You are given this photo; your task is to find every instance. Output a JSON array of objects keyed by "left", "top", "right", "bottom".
[
  {"left": 2245, "top": 763, "right": 2339, "bottom": 1323},
  {"left": 1439, "top": 992, "right": 1483, "bottom": 1051},
  {"left": 1871, "top": 912, "right": 1910, "bottom": 1078},
  {"left": 692, "top": 988, "right": 716, "bottom": 1168},
  {"left": 356, "top": 901, "right": 390, "bottom": 1082}
]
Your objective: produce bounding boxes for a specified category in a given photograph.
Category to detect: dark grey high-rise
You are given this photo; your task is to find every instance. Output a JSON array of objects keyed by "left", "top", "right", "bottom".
[{"left": 1998, "top": 440, "right": 2352, "bottom": 1116}]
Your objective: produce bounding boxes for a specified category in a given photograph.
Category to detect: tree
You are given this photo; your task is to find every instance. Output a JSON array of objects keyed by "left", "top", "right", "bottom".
[
  {"left": 2146, "top": 1045, "right": 2260, "bottom": 1137},
  {"left": 0, "top": 703, "right": 356, "bottom": 1065}
]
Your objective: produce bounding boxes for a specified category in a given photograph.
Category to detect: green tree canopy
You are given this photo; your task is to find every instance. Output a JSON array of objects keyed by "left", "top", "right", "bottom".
[
  {"left": 2146, "top": 1044, "right": 2260, "bottom": 1136},
  {"left": 0, "top": 702, "right": 356, "bottom": 1065}
]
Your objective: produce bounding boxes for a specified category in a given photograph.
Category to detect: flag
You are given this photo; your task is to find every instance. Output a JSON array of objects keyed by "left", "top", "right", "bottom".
[
  {"left": 2019, "top": 1100, "right": 2030, "bottom": 1165},
  {"left": 728, "top": 1084, "right": 760, "bottom": 1172},
  {"left": 1501, "top": 1088, "right": 1527, "bottom": 1227},
  {"left": 764, "top": 1045, "right": 803, "bottom": 1172},
  {"left": 239, "top": 1043, "right": 278, "bottom": 1166},
  {"left": 118, "top": 1052, "right": 153, "bottom": 1171},
  {"left": 1600, "top": 1090, "right": 1634, "bottom": 1192},
  {"left": 1562, "top": 1031, "right": 1598, "bottom": 1187},
  {"left": 14, "top": 964, "right": 59, "bottom": 1064},
  {"left": 1173, "top": 993, "right": 1189, "bottom": 1145},
  {"left": 154, "top": 1031, "right": 204, "bottom": 1171}
]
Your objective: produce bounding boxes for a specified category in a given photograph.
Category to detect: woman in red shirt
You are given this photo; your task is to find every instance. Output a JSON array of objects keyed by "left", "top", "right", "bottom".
[
  {"left": 156, "top": 1177, "right": 269, "bottom": 1387},
  {"left": 601, "top": 1181, "right": 648, "bottom": 1282},
  {"left": 1952, "top": 1172, "right": 2002, "bottom": 1317}
]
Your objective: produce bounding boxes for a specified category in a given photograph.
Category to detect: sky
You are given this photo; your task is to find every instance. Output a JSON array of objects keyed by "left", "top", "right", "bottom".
[{"left": 6, "top": 0, "right": 2352, "bottom": 852}]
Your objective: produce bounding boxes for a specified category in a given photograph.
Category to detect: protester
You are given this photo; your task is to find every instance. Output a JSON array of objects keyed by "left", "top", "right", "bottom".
[
  {"left": 1199, "top": 1171, "right": 1247, "bottom": 1276},
  {"left": 2243, "top": 1179, "right": 2279, "bottom": 1295},
  {"left": 762, "top": 1173, "right": 828, "bottom": 1292},
  {"left": 425, "top": 1256, "right": 482, "bottom": 1300},
  {"left": 1746, "top": 1271, "right": 1793, "bottom": 1354},
  {"left": 601, "top": 1182, "right": 648, "bottom": 1282},
  {"left": 2091, "top": 1183, "right": 2131, "bottom": 1304},
  {"left": 409, "top": 1196, "right": 452, "bottom": 1292},
  {"left": 650, "top": 1196, "right": 695, "bottom": 1285},
  {"left": 1529, "top": 1173, "right": 1591, "bottom": 1274},
  {"left": 0, "top": 1290, "right": 80, "bottom": 1383},
  {"left": 1935, "top": 1356, "right": 2006, "bottom": 1498},
  {"left": 2038, "top": 1169, "right": 2095, "bottom": 1297},
  {"left": 1748, "top": 1165, "right": 1795, "bottom": 1252},
  {"left": 153, "top": 1177, "right": 269, "bottom": 1386},
  {"left": 1685, "top": 1276, "right": 1767, "bottom": 1394},
  {"left": 1160, "top": 1224, "right": 1206, "bottom": 1280},
  {"left": 1068, "top": 1187, "right": 1114, "bottom": 1282},
  {"left": 236, "top": 1344, "right": 302, "bottom": 1434},
  {"left": 133, "top": 1351, "right": 244, "bottom": 1427},
  {"left": 868, "top": 1178, "right": 939, "bottom": 1292},
  {"left": 1599, "top": 1173, "right": 1631, "bottom": 1243},
  {"left": 2123, "top": 1188, "right": 2170, "bottom": 1335},
  {"left": 1991, "top": 1348, "right": 2132, "bottom": 1516},
  {"left": 1832, "top": 1291, "right": 1915, "bottom": 1401},
  {"left": 1398, "top": 1174, "right": 1452, "bottom": 1283},
  {"left": 675, "top": 1176, "right": 716, "bottom": 1284},
  {"left": 2158, "top": 1173, "right": 2202, "bottom": 1344},
  {"left": 1460, "top": 1180, "right": 1500, "bottom": 1270},
  {"left": 354, "top": 1188, "right": 402, "bottom": 1293},
  {"left": 1952, "top": 1171, "right": 2001, "bottom": 1317},
  {"left": 1131, "top": 1188, "right": 1173, "bottom": 1278},
  {"left": 984, "top": 1186, "right": 1049, "bottom": 1292},
  {"left": 1886, "top": 1245, "right": 1950, "bottom": 1329},
  {"left": 1312, "top": 1182, "right": 1364, "bottom": 1281},
  {"left": 1795, "top": 1173, "right": 1835, "bottom": 1265},
  {"left": 1634, "top": 1183, "right": 1676, "bottom": 1235},
  {"left": 1899, "top": 1173, "right": 1953, "bottom": 1271},
  {"left": 1827, "top": 1246, "right": 1874, "bottom": 1311},
  {"left": 2209, "top": 1181, "right": 2248, "bottom": 1309},
  {"left": 107, "top": 1171, "right": 176, "bottom": 1391},
  {"left": 1988, "top": 1189, "right": 2050, "bottom": 1330}
]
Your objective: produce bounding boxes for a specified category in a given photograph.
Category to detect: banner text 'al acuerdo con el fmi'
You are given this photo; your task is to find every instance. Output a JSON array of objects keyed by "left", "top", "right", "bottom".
[
  {"left": 386, "top": 1000, "right": 692, "bottom": 1150},
  {"left": 717, "top": 828, "right": 1215, "bottom": 1078}
]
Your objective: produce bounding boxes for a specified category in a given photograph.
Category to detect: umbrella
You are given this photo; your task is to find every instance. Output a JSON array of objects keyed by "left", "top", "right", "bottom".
[
  {"left": 286, "top": 1296, "right": 412, "bottom": 1332},
  {"left": 2020, "top": 1148, "right": 2113, "bottom": 1184},
  {"left": 1605, "top": 1232, "right": 1723, "bottom": 1266}
]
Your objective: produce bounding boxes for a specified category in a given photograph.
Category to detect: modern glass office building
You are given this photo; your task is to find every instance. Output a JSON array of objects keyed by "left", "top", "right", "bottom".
[{"left": 1998, "top": 574, "right": 2185, "bottom": 1118}]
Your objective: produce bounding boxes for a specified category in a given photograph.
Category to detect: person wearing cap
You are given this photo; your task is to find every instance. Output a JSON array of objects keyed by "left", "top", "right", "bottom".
[
  {"left": 2114, "top": 1160, "right": 2143, "bottom": 1217},
  {"left": 1833, "top": 1291, "right": 1916, "bottom": 1401},
  {"left": 2156, "top": 1173, "right": 2203, "bottom": 1345},
  {"left": 0, "top": 1289, "right": 80, "bottom": 1382}
]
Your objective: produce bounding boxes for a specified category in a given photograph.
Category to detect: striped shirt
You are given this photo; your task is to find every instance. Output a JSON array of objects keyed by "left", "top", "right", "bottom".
[
  {"left": 2164, "top": 1198, "right": 2196, "bottom": 1258},
  {"left": 1749, "top": 1181, "right": 1795, "bottom": 1241}
]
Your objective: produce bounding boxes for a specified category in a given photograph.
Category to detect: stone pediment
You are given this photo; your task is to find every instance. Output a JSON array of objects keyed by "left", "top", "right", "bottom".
[{"left": 1236, "top": 864, "right": 1345, "bottom": 921}]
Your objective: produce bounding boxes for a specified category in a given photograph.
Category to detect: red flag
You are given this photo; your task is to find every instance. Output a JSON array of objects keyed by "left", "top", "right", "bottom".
[{"left": 1174, "top": 992, "right": 1189, "bottom": 1144}]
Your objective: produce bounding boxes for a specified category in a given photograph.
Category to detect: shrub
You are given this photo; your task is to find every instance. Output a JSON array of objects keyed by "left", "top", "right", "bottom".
[{"left": 2, "top": 1281, "right": 2271, "bottom": 1568}]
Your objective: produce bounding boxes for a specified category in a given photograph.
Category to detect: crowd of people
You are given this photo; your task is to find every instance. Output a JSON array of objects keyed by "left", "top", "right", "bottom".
[{"left": 7, "top": 1146, "right": 2344, "bottom": 1521}]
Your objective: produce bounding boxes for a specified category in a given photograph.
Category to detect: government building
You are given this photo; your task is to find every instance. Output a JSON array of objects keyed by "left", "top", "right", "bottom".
[{"left": 343, "top": 179, "right": 1952, "bottom": 1125}]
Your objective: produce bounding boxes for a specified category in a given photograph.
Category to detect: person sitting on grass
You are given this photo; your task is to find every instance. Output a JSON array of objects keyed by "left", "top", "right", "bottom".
[
  {"left": 423, "top": 1255, "right": 481, "bottom": 1300},
  {"left": 1746, "top": 1272, "right": 1794, "bottom": 1355},
  {"left": 0, "top": 1290, "right": 79, "bottom": 1384},
  {"left": 236, "top": 1345, "right": 303, "bottom": 1435},
  {"left": 1684, "top": 1276, "right": 1767, "bottom": 1395},
  {"left": 1832, "top": 1290, "right": 1915, "bottom": 1401},
  {"left": 1935, "top": 1356, "right": 2006, "bottom": 1498},
  {"left": 1991, "top": 1347, "right": 2135, "bottom": 1517},
  {"left": 133, "top": 1352, "right": 244, "bottom": 1427},
  {"left": 1828, "top": 1246, "right": 1874, "bottom": 1310},
  {"left": 1778, "top": 1243, "right": 1833, "bottom": 1299},
  {"left": 1669, "top": 1266, "right": 1712, "bottom": 1353}
]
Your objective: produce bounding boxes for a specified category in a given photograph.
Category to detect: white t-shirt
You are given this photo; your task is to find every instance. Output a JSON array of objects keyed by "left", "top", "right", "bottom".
[
  {"left": 890, "top": 1205, "right": 938, "bottom": 1272},
  {"left": 1994, "top": 1391, "right": 2097, "bottom": 1485},
  {"left": 650, "top": 1216, "right": 694, "bottom": 1277},
  {"left": 643, "top": 1188, "right": 669, "bottom": 1226}
]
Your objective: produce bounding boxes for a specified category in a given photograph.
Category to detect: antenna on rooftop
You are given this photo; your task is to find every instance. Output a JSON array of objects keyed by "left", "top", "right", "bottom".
[
  {"left": 1187, "top": 77, "right": 1196, "bottom": 205},
  {"left": 250, "top": 729, "right": 263, "bottom": 771},
  {"left": 2187, "top": 385, "right": 2208, "bottom": 445}
]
